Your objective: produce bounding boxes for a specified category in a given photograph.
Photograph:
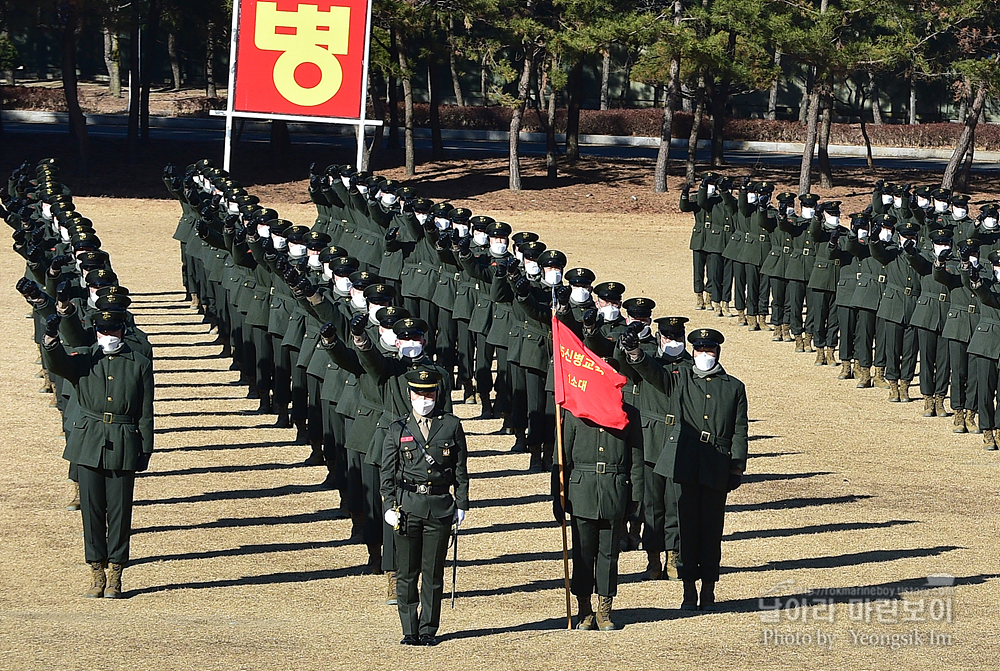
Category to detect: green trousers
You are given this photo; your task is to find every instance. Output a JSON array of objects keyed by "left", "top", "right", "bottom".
[{"left": 395, "top": 514, "right": 451, "bottom": 637}]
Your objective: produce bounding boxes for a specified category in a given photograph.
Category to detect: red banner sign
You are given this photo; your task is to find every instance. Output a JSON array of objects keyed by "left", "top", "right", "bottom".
[
  {"left": 232, "top": 0, "right": 371, "bottom": 119},
  {"left": 552, "top": 316, "right": 628, "bottom": 430}
]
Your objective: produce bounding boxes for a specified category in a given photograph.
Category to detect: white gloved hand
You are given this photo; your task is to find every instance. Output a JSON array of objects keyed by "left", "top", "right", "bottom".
[
  {"left": 384, "top": 509, "right": 399, "bottom": 528},
  {"left": 453, "top": 509, "right": 467, "bottom": 527}
]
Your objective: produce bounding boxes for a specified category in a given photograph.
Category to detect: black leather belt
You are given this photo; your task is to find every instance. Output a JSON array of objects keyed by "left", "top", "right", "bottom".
[
  {"left": 573, "top": 462, "right": 626, "bottom": 475},
  {"left": 401, "top": 482, "right": 450, "bottom": 495},
  {"left": 79, "top": 408, "right": 137, "bottom": 426}
]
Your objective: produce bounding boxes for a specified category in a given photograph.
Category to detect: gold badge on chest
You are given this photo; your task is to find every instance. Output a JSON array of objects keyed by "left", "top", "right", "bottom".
[{"left": 441, "top": 448, "right": 451, "bottom": 457}]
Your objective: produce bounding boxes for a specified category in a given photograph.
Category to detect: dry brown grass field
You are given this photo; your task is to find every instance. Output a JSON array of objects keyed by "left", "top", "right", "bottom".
[{"left": 0, "top": 193, "right": 997, "bottom": 671}]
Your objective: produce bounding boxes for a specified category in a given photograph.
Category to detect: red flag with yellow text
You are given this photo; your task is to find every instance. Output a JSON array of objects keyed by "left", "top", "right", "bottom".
[{"left": 552, "top": 316, "right": 628, "bottom": 430}]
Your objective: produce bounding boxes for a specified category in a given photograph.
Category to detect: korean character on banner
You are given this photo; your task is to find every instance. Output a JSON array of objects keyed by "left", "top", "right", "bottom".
[
  {"left": 561, "top": 346, "right": 573, "bottom": 363},
  {"left": 578, "top": 379, "right": 588, "bottom": 391},
  {"left": 901, "top": 597, "right": 927, "bottom": 622},
  {"left": 928, "top": 597, "right": 953, "bottom": 623},
  {"left": 810, "top": 597, "right": 836, "bottom": 623},
  {"left": 847, "top": 599, "right": 873, "bottom": 622},
  {"left": 874, "top": 599, "right": 899, "bottom": 625},
  {"left": 572, "top": 351, "right": 585, "bottom": 366},
  {"left": 582, "top": 358, "right": 595, "bottom": 371}
]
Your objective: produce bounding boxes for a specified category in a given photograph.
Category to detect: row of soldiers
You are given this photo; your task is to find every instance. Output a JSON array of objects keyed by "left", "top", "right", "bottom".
[
  {"left": 166, "top": 159, "right": 748, "bottom": 632},
  {"left": 686, "top": 173, "right": 1000, "bottom": 449},
  {"left": 3, "top": 159, "right": 155, "bottom": 598}
]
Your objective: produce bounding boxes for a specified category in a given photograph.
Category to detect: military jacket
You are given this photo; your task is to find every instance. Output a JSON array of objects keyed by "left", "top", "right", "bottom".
[
  {"left": 907, "top": 251, "right": 948, "bottom": 332},
  {"left": 935, "top": 261, "right": 981, "bottom": 343},
  {"left": 969, "top": 279, "right": 1000, "bottom": 360},
  {"left": 871, "top": 239, "right": 920, "bottom": 325}
]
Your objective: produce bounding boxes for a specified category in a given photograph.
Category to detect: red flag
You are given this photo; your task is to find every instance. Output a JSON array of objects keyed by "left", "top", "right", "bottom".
[{"left": 552, "top": 316, "right": 628, "bottom": 430}]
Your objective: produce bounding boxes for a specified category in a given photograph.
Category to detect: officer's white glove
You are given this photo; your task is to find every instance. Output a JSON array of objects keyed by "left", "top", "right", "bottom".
[
  {"left": 453, "top": 509, "right": 467, "bottom": 528},
  {"left": 384, "top": 509, "right": 399, "bottom": 528}
]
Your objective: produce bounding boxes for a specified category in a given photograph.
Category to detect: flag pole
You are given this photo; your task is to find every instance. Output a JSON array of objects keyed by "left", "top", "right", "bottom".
[{"left": 551, "top": 284, "right": 572, "bottom": 630}]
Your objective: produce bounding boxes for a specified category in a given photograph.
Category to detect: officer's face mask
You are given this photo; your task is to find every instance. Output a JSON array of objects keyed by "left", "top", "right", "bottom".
[
  {"left": 984, "top": 216, "right": 999, "bottom": 230},
  {"left": 857, "top": 228, "right": 870, "bottom": 242},
  {"left": 322, "top": 263, "right": 334, "bottom": 281},
  {"left": 693, "top": 351, "right": 718, "bottom": 372},
  {"left": 969, "top": 255, "right": 980, "bottom": 267},
  {"left": 379, "top": 326, "right": 397, "bottom": 349},
  {"left": 350, "top": 288, "right": 367, "bottom": 309},
  {"left": 823, "top": 214, "right": 840, "bottom": 229},
  {"left": 878, "top": 228, "right": 894, "bottom": 243},
  {"left": 994, "top": 266, "right": 1000, "bottom": 282},
  {"left": 570, "top": 286, "right": 591, "bottom": 303},
  {"left": 785, "top": 206, "right": 796, "bottom": 217},
  {"left": 933, "top": 244, "right": 951, "bottom": 258},
  {"left": 490, "top": 239, "right": 508, "bottom": 255},
  {"left": 706, "top": 184, "right": 717, "bottom": 196},
  {"left": 416, "top": 212, "right": 429, "bottom": 226},
  {"left": 434, "top": 217, "right": 450, "bottom": 230},
  {"left": 628, "top": 318, "right": 651, "bottom": 338},
  {"left": 934, "top": 200, "right": 949, "bottom": 213},
  {"left": 257, "top": 224, "right": 271, "bottom": 238},
  {"left": 514, "top": 249, "right": 524, "bottom": 262},
  {"left": 307, "top": 253, "right": 322, "bottom": 269},
  {"left": 88, "top": 288, "right": 100, "bottom": 306},
  {"left": 801, "top": 207, "right": 815, "bottom": 219},
  {"left": 79, "top": 274, "right": 89, "bottom": 288},
  {"left": 747, "top": 192, "right": 758, "bottom": 204},
  {"left": 598, "top": 304, "right": 621, "bottom": 322},
  {"left": 368, "top": 303, "right": 387, "bottom": 324},
  {"left": 543, "top": 268, "right": 562, "bottom": 286},
  {"left": 288, "top": 242, "right": 307, "bottom": 258},
  {"left": 59, "top": 226, "right": 71, "bottom": 243},
  {"left": 881, "top": 194, "right": 894, "bottom": 206},
  {"left": 893, "top": 196, "right": 904, "bottom": 208},
  {"left": 398, "top": 339, "right": 423, "bottom": 358},
  {"left": 453, "top": 223, "right": 469, "bottom": 237},
  {"left": 272, "top": 234, "right": 289, "bottom": 251},
  {"left": 334, "top": 275, "right": 352, "bottom": 293},
  {"left": 473, "top": 231, "right": 489, "bottom": 246},
  {"left": 357, "top": 184, "right": 369, "bottom": 195},
  {"left": 96, "top": 332, "right": 123, "bottom": 354},
  {"left": 659, "top": 337, "right": 685, "bottom": 357},
  {"left": 228, "top": 202, "right": 239, "bottom": 215},
  {"left": 916, "top": 196, "right": 931, "bottom": 210},
  {"left": 953, "top": 207, "right": 968, "bottom": 220},
  {"left": 381, "top": 192, "right": 398, "bottom": 207},
  {"left": 341, "top": 176, "right": 351, "bottom": 188},
  {"left": 523, "top": 260, "right": 540, "bottom": 276},
  {"left": 410, "top": 392, "right": 436, "bottom": 417},
  {"left": 41, "top": 203, "right": 52, "bottom": 220}
]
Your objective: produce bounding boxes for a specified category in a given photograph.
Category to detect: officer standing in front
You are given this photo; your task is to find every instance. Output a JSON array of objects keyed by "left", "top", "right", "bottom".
[{"left": 381, "top": 368, "right": 469, "bottom": 646}]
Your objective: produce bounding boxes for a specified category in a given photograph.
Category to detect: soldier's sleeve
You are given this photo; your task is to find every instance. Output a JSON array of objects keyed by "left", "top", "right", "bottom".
[
  {"left": 59, "top": 307, "right": 94, "bottom": 348},
  {"left": 357, "top": 341, "right": 390, "bottom": 383},
  {"left": 630, "top": 350, "right": 675, "bottom": 395},
  {"left": 379, "top": 423, "right": 401, "bottom": 513},
  {"left": 869, "top": 238, "right": 893, "bottom": 265},
  {"left": 40, "top": 337, "right": 83, "bottom": 384},
  {"left": 583, "top": 327, "right": 615, "bottom": 360},
  {"left": 453, "top": 421, "right": 470, "bottom": 511},
  {"left": 139, "top": 356, "right": 155, "bottom": 454},
  {"left": 458, "top": 252, "right": 492, "bottom": 283},
  {"left": 730, "top": 381, "right": 749, "bottom": 472},
  {"left": 320, "top": 335, "right": 365, "bottom": 376},
  {"left": 198, "top": 226, "right": 228, "bottom": 250},
  {"left": 753, "top": 207, "right": 777, "bottom": 233},
  {"left": 626, "top": 408, "right": 644, "bottom": 503},
  {"left": 932, "top": 262, "right": 958, "bottom": 289},
  {"left": 972, "top": 279, "right": 1000, "bottom": 309},
  {"left": 905, "top": 250, "right": 932, "bottom": 275},
  {"left": 517, "top": 291, "right": 552, "bottom": 324}
]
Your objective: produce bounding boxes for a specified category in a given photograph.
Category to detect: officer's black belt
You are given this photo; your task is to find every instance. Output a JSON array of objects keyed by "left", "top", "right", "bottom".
[
  {"left": 79, "top": 408, "right": 138, "bottom": 426},
  {"left": 640, "top": 410, "right": 676, "bottom": 426},
  {"left": 400, "top": 482, "right": 450, "bottom": 495},
  {"left": 572, "top": 462, "right": 626, "bottom": 475},
  {"left": 684, "top": 429, "right": 732, "bottom": 448},
  {"left": 886, "top": 282, "right": 915, "bottom": 296}
]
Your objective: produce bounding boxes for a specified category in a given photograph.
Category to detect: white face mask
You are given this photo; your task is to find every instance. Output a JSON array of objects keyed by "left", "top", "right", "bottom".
[
  {"left": 570, "top": 286, "right": 591, "bottom": 303},
  {"left": 227, "top": 202, "right": 239, "bottom": 215},
  {"left": 598, "top": 305, "right": 620, "bottom": 321},
  {"left": 334, "top": 276, "right": 352, "bottom": 293},
  {"left": 824, "top": 215, "right": 840, "bottom": 228},
  {"left": 41, "top": 203, "right": 52, "bottom": 220},
  {"left": 398, "top": 339, "right": 423, "bottom": 358},
  {"left": 786, "top": 206, "right": 796, "bottom": 217},
  {"left": 88, "top": 288, "right": 100, "bottom": 306},
  {"left": 416, "top": 212, "right": 429, "bottom": 226},
  {"left": 490, "top": 240, "right": 508, "bottom": 255},
  {"left": 97, "top": 333, "right": 123, "bottom": 353},
  {"left": 747, "top": 193, "right": 758, "bottom": 204},
  {"left": 953, "top": 207, "right": 968, "bottom": 220},
  {"left": 857, "top": 229, "right": 870, "bottom": 242},
  {"left": 79, "top": 275, "right": 88, "bottom": 288},
  {"left": 984, "top": 217, "right": 999, "bottom": 229},
  {"left": 878, "top": 229, "right": 894, "bottom": 243},
  {"left": 341, "top": 176, "right": 351, "bottom": 188},
  {"left": 660, "top": 339, "right": 685, "bottom": 357},
  {"left": 969, "top": 255, "right": 980, "bottom": 267},
  {"left": 934, "top": 200, "right": 949, "bottom": 213},
  {"left": 272, "top": 235, "right": 288, "bottom": 251},
  {"left": 288, "top": 242, "right": 307, "bottom": 258},
  {"left": 453, "top": 223, "right": 469, "bottom": 237},
  {"left": 636, "top": 324, "right": 651, "bottom": 338},
  {"left": 381, "top": 193, "right": 398, "bottom": 206},
  {"left": 881, "top": 194, "right": 894, "bottom": 205},
  {"left": 694, "top": 352, "right": 717, "bottom": 371},
  {"left": 473, "top": 231, "right": 489, "bottom": 246},
  {"left": 350, "top": 289, "right": 367, "bottom": 309},
  {"left": 514, "top": 249, "right": 524, "bottom": 262},
  {"left": 357, "top": 184, "right": 369, "bottom": 195},
  {"left": 523, "top": 260, "right": 540, "bottom": 276},
  {"left": 307, "top": 254, "right": 322, "bottom": 269},
  {"left": 893, "top": 197, "right": 903, "bottom": 208},
  {"left": 322, "top": 264, "right": 334, "bottom": 281},
  {"left": 257, "top": 224, "right": 271, "bottom": 238},
  {"left": 434, "top": 217, "right": 450, "bottom": 230},
  {"left": 411, "top": 395, "right": 436, "bottom": 417},
  {"left": 379, "top": 327, "right": 398, "bottom": 349},
  {"left": 933, "top": 244, "right": 951, "bottom": 257},
  {"left": 543, "top": 268, "right": 562, "bottom": 286},
  {"left": 995, "top": 267, "right": 1000, "bottom": 282},
  {"left": 368, "top": 303, "right": 383, "bottom": 324},
  {"left": 801, "top": 207, "right": 815, "bottom": 219},
  {"left": 916, "top": 197, "right": 931, "bottom": 209},
  {"left": 59, "top": 227, "right": 71, "bottom": 243},
  {"left": 706, "top": 184, "right": 717, "bottom": 196}
]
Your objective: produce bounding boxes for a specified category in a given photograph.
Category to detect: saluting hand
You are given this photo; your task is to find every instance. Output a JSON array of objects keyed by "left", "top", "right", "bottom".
[
  {"left": 320, "top": 321, "right": 338, "bottom": 342},
  {"left": 349, "top": 313, "right": 368, "bottom": 336},
  {"left": 44, "top": 313, "right": 61, "bottom": 338}
]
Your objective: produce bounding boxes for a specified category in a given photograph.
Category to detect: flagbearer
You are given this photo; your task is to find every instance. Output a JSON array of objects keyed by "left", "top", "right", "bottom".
[
  {"left": 381, "top": 368, "right": 469, "bottom": 647},
  {"left": 620, "top": 327, "right": 748, "bottom": 612}
]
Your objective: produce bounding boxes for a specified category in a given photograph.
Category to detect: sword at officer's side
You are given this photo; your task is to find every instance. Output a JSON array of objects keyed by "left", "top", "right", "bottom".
[{"left": 450, "top": 524, "right": 459, "bottom": 608}]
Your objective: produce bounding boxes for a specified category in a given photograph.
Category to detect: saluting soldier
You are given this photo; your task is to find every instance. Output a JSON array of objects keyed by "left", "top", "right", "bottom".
[
  {"left": 381, "top": 368, "right": 469, "bottom": 646},
  {"left": 968, "top": 255, "right": 1000, "bottom": 450},
  {"left": 905, "top": 229, "right": 952, "bottom": 417},
  {"left": 806, "top": 201, "right": 843, "bottom": 366},
  {"left": 935, "top": 238, "right": 982, "bottom": 433},
  {"left": 871, "top": 218, "right": 921, "bottom": 402}
]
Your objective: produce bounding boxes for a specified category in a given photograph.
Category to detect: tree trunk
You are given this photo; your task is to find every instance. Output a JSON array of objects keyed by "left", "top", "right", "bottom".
[
  {"left": 616, "top": 55, "right": 632, "bottom": 108},
  {"left": 908, "top": 72, "right": 917, "bottom": 124},
  {"left": 387, "top": 30, "right": 400, "bottom": 151},
  {"left": 448, "top": 20, "right": 465, "bottom": 107},
  {"left": 140, "top": 0, "right": 159, "bottom": 145},
  {"left": 685, "top": 76, "right": 705, "bottom": 184},
  {"left": 61, "top": 0, "right": 89, "bottom": 175},
  {"left": 168, "top": 31, "right": 181, "bottom": 91},
  {"left": 942, "top": 85, "right": 988, "bottom": 190},
  {"left": 957, "top": 138, "right": 975, "bottom": 191},
  {"left": 127, "top": 20, "right": 140, "bottom": 159},
  {"left": 102, "top": 28, "right": 121, "bottom": 97},
  {"left": 565, "top": 59, "right": 583, "bottom": 162},
  {"left": 957, "top": 92, "right": 968, "bottom": 124},
  {"left": 205, "top": 19, "right": 217, "bottom": 97},
  {"left": 818, "top": 82, "right": 833, "bottom": 189},
  {"left": 797, "top": 87, "right": 821, "bottom": 194},
  {"left": 537, "top": 57, "right": 558, "bottom": 180},
  {"left": 859, "top": 118, "right": 875, "bottom": 172},
  {"left": 870, "top": 74, "right": 882, "bottom": 125},
  {"left": 1, "top": 29, "right": 13, "bottom": 84},
  {"left": 798, "top": 66, "right": 813, "bottom": 124},
  {"left": 480, "top": 51, "right": 488, "bottom": 105},
  {"left": 654, "top": 53, "right": 680, "bottom": 192},
  {"left": 395, "top": 26, "right": 415, "bottom": 176},
  {"left": 428, "top": 59, "right": 443, "bottom": 160},
  {"left": 599, "top": 49, "right": 611, "bottom": 110},
  {"left": 767, "top": 50, "right": 780, "bottom": 121},
  {"left": 363, "top": 76, "right": 385, "bottom": 170},
  {"left": 509, "top": 46, "right": 536, "bottom": 191}
]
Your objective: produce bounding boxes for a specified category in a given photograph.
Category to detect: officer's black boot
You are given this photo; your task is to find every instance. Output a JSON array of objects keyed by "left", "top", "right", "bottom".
[
  {"left": 541, "top": 443, "right": 554, "bottom": 472},
  {"left": 304, "top": 439, "right": 325, "bottom": 466},
  {"left": 699, "top": 580, "right": 717, "bottom": 611},
  {"left": 477, "top": 395, "right": 494, "bottom": 420},
  {"left": 294, "top": 419, "right": 309, "bottom": 445},
  {"left": 256, "top": 391, "right": 273, "bottom": 414},
  {"left": 462, "top": 379, "right": 476, "bottom": 404},
  {"left": 527, "top": 444, "right": 544, "bottom": 473},
  {"left": 681, "top": 580, "right": 699, "bottom": 610},
  {"left": 510, "top": 430, "right": 527, "bottom": 453},
  {"left": 273, "top": 404, "right": 291, "bottom": 428}
]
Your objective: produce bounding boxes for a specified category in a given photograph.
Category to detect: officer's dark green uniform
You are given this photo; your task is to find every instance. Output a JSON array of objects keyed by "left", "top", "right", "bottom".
[
  {"left": 969, "top": 255, "right": 1000, "bottom": 449},
  {"left": 905, "top": 229, "right": 952, "bottom": 416},
  {"left": 806, "top": 201, "right": 843, "bottom": 365},
  {"left": 556, "top": 404, "right": 643, "bottom": 631},
  {"left": 41, "top": 310, "right": 154, "bottom": 599},
  {"left": 871, "top": 218, "right": 921, "bottom": 401},
  {"left": 935, "top": 240, "right": 981, "bottom": 432},
  {"left": 380, "top": 368, "right": 469, "bottom": 646}
]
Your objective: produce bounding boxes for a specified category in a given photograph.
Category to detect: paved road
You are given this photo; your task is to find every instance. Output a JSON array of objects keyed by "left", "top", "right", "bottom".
[{"left": 5, "top": 119, "right": 998, "bottom": 173}]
